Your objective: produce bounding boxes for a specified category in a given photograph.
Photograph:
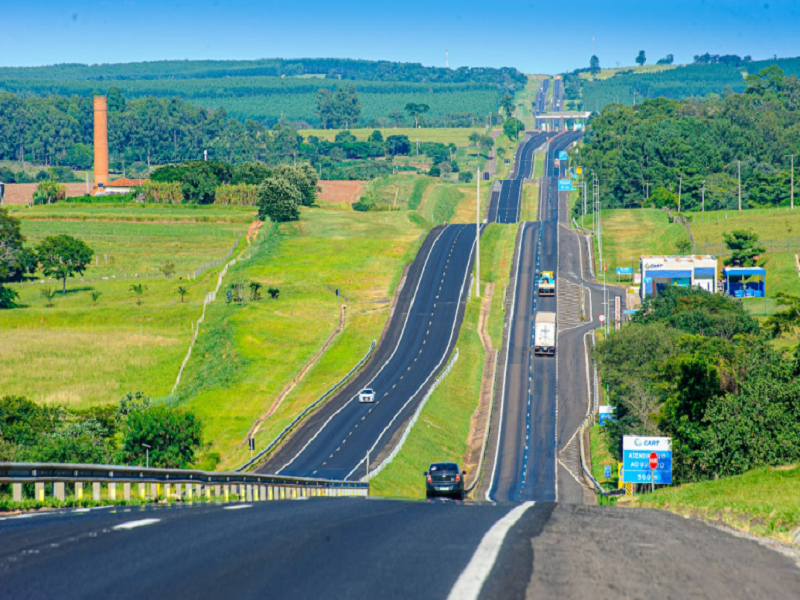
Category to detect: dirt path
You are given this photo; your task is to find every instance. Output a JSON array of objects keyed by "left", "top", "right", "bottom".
[
  {"left": 464, "top": 283, "right": 497, "bottom": 490},
  {"left": 245, "top": 304, "right": 347, "bottom": 442},
  {"left": 246, "top": 220, "right": 262, "bottom": 244}
]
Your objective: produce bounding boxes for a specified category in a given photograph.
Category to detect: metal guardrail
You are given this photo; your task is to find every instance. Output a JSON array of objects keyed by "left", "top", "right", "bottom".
[
  {"left": 1, "top": 462, "right": 368, "bottom": 504},
  {"left": 238, "top": 341, "right": 377, "bottom": 472}
]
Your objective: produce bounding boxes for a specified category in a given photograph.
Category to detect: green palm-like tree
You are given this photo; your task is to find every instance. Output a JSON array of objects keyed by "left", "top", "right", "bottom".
[
  {"left": 176, "top": 286, "right": 188, "bottom": 303},
  {"left": 40, "top": 286, "right": 56, "bottom": 307},
  {"left": 130, "top": 283, "right": 148, "bottom": 306}
]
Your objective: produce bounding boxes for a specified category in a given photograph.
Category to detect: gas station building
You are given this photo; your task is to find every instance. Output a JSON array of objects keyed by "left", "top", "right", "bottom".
[{"left": 640, "top": 255, "right": 718, "bottom": 300}]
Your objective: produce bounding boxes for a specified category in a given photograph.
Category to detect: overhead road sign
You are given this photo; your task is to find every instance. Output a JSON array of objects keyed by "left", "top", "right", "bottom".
[
  {"left": 558, "top": 179, "right": 573, "bottom": 191},
  {"left": 622, "top": 436, "right": 673, "bottom": 485}
]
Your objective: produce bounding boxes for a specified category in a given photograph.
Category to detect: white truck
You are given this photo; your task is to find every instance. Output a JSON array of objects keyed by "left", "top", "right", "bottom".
[{"left": 534, "top": 311, "right": 556, "bottom": 356}]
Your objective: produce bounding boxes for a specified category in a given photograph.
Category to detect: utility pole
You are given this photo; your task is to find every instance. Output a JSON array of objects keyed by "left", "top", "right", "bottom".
[
  {"left": 701, "top": 180, "right": 706, "bottom": 212},
  {"left": 785, "top": 154, "right": 795, "bottom": 210},
  {"left": 583, "top": 180, "right": 587, "bottom": 224},
  {"left": 737, "top": 160, "right": 742, "bottom": 212},
  {"left": 476, "top": 168, "right": 481, "bottom": 298},
  {"left": 677, "top": 174, "right": 682, "bottom": 212}
]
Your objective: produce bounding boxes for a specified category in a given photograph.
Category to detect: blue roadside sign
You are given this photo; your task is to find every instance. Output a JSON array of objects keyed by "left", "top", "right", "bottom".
[
  {"left": 623, "top": 309, "right": 638, "bottom": 315},
  {"left": 616, "top": 267, "right": 633, "bottom": 275},
  {"left": 558, "top": 179, "right": 573, "bottom": 191},
  {"left": 598, "top": 405, "right": 616, "bottom": 426},
  {"left": 558, "top": 150, "right": 569, "bottom": 161},
  {"left": 604, "top": 465, "right": 612, "bottom": 479},
  {"left": 622, "top": 436, "right": 673, "bottom": 484}
]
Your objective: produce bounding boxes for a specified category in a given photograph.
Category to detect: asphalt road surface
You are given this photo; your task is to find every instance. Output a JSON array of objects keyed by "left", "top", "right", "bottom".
[
  {"left": 551, "top": 77, "right": 563, "bottom": 113},
  {"left": 261, "top": 224, "right": 475, "bottom": 480},
  {"left": 3, "top": 499, "right": 799, "bottom": 599},
  {"left": 487, "top": 131, "right": 551, "bottom": 224},
  {"left": 535, "top": 78, "right": 549, "bottom": 114}
]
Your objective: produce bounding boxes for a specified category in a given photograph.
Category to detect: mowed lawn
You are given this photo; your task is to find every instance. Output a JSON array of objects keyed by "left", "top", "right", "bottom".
[
  {"left": 173, "top": 206, "right": 424, "bottom": 469},
  {"left": 0, "top": 203, "right": 252, "bottom": 407},
  {"left": 371, "top": 223, "right": 519, "bottom": 498}
]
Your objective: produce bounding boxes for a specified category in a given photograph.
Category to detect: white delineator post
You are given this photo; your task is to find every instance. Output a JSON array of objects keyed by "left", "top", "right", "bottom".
[{"left": 476, "top": 168, "right": 481, "bottom": 298}]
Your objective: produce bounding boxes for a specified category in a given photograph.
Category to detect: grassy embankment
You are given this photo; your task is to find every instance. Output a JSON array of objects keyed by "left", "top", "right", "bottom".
[
  {"left": 586, "top": 207, "right": 800, "bottom": 315},
  {"left": 0, "top": 203, "right": 250, "bottom": 407},
  {"left": 520, "top": 151, "right": 545, "bottom": 222},
  {"left": 173, "top": 206, "right": 424, "bottom": 469},
  {"left": 370, "top": 223, "right": 519, "bottom": 498},
  {"left": 590, "top": 426, "right": 618, "bottom": 490},
  {"left": 514, "top": 75, "right": 542, "bottom": 130},
  {"left": 625, "top": 465, "right": 800, "bottom": 544}
]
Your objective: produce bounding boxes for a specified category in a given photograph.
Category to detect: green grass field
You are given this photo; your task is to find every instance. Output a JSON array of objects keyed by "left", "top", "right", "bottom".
[
  {"left": 172, "top": 206, "right": 425, "bottom": 469},
  {"left": 299, "top": 127, "right": 486, "bottom": 145},
  {"left": 520, "top": 182, "right": 539, "bottom": 222},
  {"left": 0, "top": 203, "right": 253, "bottom": 407},
  {"left": 627, "top": 465, "right": 800, "bottom": 544},
  {"left": 532, "top": 151, "right": 545, "bottom": 180},
  {"left": 370, "top": 223, "right": 519, "bottom": 498},
  {"left": 589, "top": 426, "right": 618, "bottom": 490},
  {"left": 578, "top": 64, "right": 678, "bottom": 81},
  {"left": 515, "top": 75, "right": 542, "bottom": 130}
]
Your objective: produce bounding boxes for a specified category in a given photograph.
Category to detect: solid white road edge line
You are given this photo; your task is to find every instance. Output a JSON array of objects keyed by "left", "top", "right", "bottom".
[
  {"left": 446, "top": 501, "right": 535, "bottom": 600},
  {"left": 113, "top": 518, "right": 161, "bottom": 530},
  {"left": 223, "top": 504, "right": 253, "bottom": 510},
  {"left": 276, "top": 227, "right": 446, "bottom": 474},
  {"left": 485, "top": 222, "right": 527, "bottom": 501}
]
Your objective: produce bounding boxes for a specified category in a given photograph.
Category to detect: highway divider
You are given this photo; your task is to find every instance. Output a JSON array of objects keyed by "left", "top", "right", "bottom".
[
  {"left": 238, "top": 341, "right": 377, "bottom": 472},
  {"left": 0, "top": 462, "right": 368, "bottom": 507}
]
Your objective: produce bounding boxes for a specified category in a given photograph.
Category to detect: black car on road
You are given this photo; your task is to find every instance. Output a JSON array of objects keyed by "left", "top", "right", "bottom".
[{"left": 424, "top": 462, "right": 466, "bottom": 500}]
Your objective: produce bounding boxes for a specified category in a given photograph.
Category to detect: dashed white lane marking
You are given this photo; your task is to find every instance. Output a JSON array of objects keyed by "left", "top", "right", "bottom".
[
  {"left": 113, "top": 518, "right": 161, "bottom": 530},
  {"left": 447, "top": 502, "right": 535, "bottom": 600},
  {"left": 223, "top": 504, "right": 252, "bottom": 511}
]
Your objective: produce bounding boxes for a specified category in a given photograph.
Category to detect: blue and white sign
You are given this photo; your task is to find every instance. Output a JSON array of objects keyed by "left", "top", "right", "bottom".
[
  {"left": 604, "top": 465, "right": 612, "bottom": 479},
  {"left": 622, "top": 436, "right": 673, "bottom": 485},
  {"left": 598, "top": 405, "right": 616, "bottom": 426},
  {"left": 558, "top": 150, "right": 569, "bottom": 161},
  {"left": 558, "top": 179, "right": 573, "bottom": 191},
  {"left": 616, "top": 267, "right": 633, "bottom": 275}
]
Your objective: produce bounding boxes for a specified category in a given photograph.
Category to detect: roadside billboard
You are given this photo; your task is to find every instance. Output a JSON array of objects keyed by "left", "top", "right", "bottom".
[
  {"left": 622, "top": 436, "right": 673, "bottom": 484},
  {"left": 599, "top": 405, "right": 616, "bottom": 426}
]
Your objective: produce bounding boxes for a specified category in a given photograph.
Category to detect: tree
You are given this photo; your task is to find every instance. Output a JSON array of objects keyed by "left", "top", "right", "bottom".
[
  {"left": 503, "top": 117, "right": 524, "bottom": 140},
  {"left": 590, "top": 55, "right": 601, "bottom": 76},
  {"left": 65, "top": 142, "right": 93, "bottom": 170},
  {"left": 636, "top": 51, "right": 646, "bottom": 66},
  {"left": 765, "top": 292, "right": 800, "bottom": 337},
  {"left": 249, "top": 281, "right": 262, "bottom": 301},
  {"left": 500, "top": 94, "right": 515, "bottom": 119},
  {"left": 272, "top": 164, "right": 318, "bottom": 206},
  {"left": 368, "top": 130, "right": 383, "bottom": 143},
  {"left": 129, "top": 283, "right": 148, "bottom": 305},
  {"left": 257, "top": 177, "right": 302, "bottom": 222},
  {"left": 160, "top": 261, "right": 176, "bottom": 282},
  {"left": 479, "top": 134, "right": 494, "bottom": 155},
  {"left": 385, "top": 135, "right": 411, "bottom": 156},
  {"left": 674, "top": 237, "right": 693, "bottom": 254},
  {"left": 723, "top": 229, "right": 766, "bottom": 267},
  {"left": 33, "top": 180, "right": 65, "bottom": 205},
  {"left": 181, "top": 164, "right": 217, "bottom": 204},
  {"left": 36, "top": 235, "right": 93, "bottom": 293},
  {"left": 120, "top": 405, "right": 203, "bottom": 468},
  {"left": 458, "top": 171, "right": 474, "bottom": 183},
  {"left": 40, "top": 286, "right": 56, "bottom": 307},
  {"left": 404, "top": 103, "right": 430, "bottom": 128},
  {"left": 650, "top": 186, "right": 677, "bottom": 208},
  {"left": 268, "top": 286, "right": 280, "bottom": 299},
  {"left": 90, "top": 290, "right": 102, "bottom": 305},
  {"left": 656, "top": 54, "right": 674, "bottom": 65},
  {"left": 0, "top": 208, "right": 29, "bottom": 308},
  {"left": 176, "top": 286, "right": 188, "bottom": 303}
]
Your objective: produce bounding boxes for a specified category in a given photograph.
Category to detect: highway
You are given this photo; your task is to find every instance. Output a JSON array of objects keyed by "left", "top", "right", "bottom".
[
  {"left": 551, "top": 77, "right": 563, "bottom": 113},
  {"left": 2, "top": 498, "right": 799, "bottom": 599},
  {"left": 260, "top": 224, "right": 475, "bottom": 480},
  {"left": 534, "top": 78, "right": 549, "bottom": 114},
  {"left": 487, "top": 131, "right": 551, "bottom": 224}
]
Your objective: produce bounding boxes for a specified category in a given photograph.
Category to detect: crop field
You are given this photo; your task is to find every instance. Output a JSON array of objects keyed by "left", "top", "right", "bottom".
[
  {"left": 371, "top": 223, "right": 519, "bottom": 498},
  {"left": 300, "top": 127, "right": 487, "bottom": 145},
  {"left": 0, "top": 203, "right": 253, "bottom": 407},
  {"left": 172, "top": 206, "right": 425, "bottom": 469},
  {"left": 578, "top": 64, "right": 678, "bottom": 81}
]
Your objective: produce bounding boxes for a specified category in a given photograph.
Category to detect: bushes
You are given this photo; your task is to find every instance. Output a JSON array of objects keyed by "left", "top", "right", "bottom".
[
  {"left": 136, "top": 181, "right": 183, "bottom": 204},
  {"left": 257, "top": 177, "right": 302, "bottom": 222}
]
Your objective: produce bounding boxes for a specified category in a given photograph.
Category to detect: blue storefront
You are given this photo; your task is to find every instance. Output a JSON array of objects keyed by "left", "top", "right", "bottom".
[{"left": 640, "top": 256, "right": 718, "bottom": 299}]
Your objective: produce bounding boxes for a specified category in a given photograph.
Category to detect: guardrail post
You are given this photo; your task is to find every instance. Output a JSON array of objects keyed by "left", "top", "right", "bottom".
[
  {"left": 214, "top": 484, "right": 221, "bottom": 499},
  {"left": 253, "top": 486, "right": 259, "bottom": 502},
  {"left": 224, "top": 485, "right": 230, "bottom": 502},
  {"left": 195, "top": 483, "right": 202, "bottom": 499},
  {"left": 109, "top": 483, "right": 117, "bottom": 500},
  {"left": 186, "top": 484, "right": 193, "bottom": 502},
  {"left": 54, "top": 481, "right": 65, "bottom": 501},
  {"left": 206, "top": 485, "right": 211, "bottom": 501},
  {"left": 35, "top": 482, "right": 45, "bottom": 503},
  {"left": 138, "top": 483, "right": 146, "bottom": 500},
  {"left": 123, "top": 482, "right": 131, "bottom": 500},
  {"left": 164, "top": 483, "right": 171, "bottom": 500},
  {"left": 93, "top": 482, "right": 101, "bottom": 501},
  {"left": 246, "top": 485, "right": 253, "bottom": 502},
  {"left": 13, "top": 483, "right": 22, "bottom": 502},
  {"left": 174, "top": 483, "right": 182, "bottom": 500},
  {"left": 291, "top": 487, "right": 297, "bottom": 499},
  {"left": 259, "top": 485, "right": 266, "bottom": 501}
]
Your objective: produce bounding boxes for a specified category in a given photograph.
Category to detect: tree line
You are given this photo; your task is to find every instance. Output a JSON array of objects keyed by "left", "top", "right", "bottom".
[
  {"left": 598, "top": 286, "right": 800, "bottom": 484},
  {"left": 574, "top": 67, "right": 800, "bottom": 213}
]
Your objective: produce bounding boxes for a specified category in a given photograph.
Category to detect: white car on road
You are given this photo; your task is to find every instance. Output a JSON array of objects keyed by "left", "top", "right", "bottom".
[{"left": 358, "top": 388, "right": 375, "bottom": 403}]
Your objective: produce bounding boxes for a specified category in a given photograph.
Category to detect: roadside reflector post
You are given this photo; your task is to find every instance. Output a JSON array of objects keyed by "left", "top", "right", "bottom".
[
  {"left": 13, "top": 483, "right": 22, "bottom": 502},
  {"left": 185, "top": 484, "right": 193, "bottom": 502},
  {"left": 35, "top": 482, "right": 45, "bottom": 503},
  {"left": 108, "top": 483, "right": 117, "bottom": 501},
  {"left": 206, "top": 486, "right": 212, "bottom": 501},
  {"left": 164, "top": 483, "right": 171, "bottom": 500},
  {"left": 214, "top": 484, "right": 221, "bottom": 499},
  {"left": 94, "top": 482, "right": 102, "bottom": 501},
  {"left": 54, "top": 481, "right": 65, "bottom": 501},
  {"left": 246, "top": 484, "right": 253, "bottom": 502}
]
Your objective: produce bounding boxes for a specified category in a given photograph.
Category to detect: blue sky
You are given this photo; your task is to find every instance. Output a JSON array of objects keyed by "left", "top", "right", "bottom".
[{"left": 1, "top": 1, "right": 798, "bottom": 73}]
